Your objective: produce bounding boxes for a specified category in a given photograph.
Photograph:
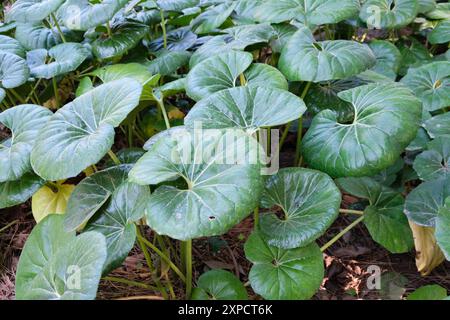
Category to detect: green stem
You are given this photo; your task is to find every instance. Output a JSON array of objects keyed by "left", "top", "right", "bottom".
[
  {"left": 102, "top": 276, "right": 158, "bottom": 291},
  {"left": 339, "top": 208, "right": 364, "bottom": 215},
  {"left": 295, "top": 82, "right": 312, "bottom": 166},
  {"left": 157, "top": 98, "right": 171, "bottom": 129},
  {"left": 320, "top": 215, "right": 365, "bottom": 252},
  {"left": 45, "top": 181, "right": 59, "bottom": 193},
  {"left": 184, "top": 239, "right": 192, "bottom": 299},
  {"left": 0, "top": 220, "right": 19, "bottom": 234},
  {"left": 279, "top": 122, "right": 292, "bottom": 150},
  {"left": 9, "top": 88, "right": 25, "bottom": 104},
  {"left": 159, "top": 10, "right": 167, "bottom": 49},
  {"left": 240, "top": 73, "right": 247, "bottom": 86},
  {"left": 137, "top": 233, "right": 186, "bottom": 283},
  {"left": 51, "top": 13, "right": 66, "bottom": 43},
  {"left": 106, "top": 21, "right": 113, "bottom": 38},
  {"left": 107, "top": 150, "right": 121, "bottom": 165},
  {"left": 52, "top": 77, "right": 60, "bottom": 108}
]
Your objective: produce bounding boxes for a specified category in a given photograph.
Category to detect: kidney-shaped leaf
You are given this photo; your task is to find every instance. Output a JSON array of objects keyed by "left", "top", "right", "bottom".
[
  {"left": 186, "top": 51, "right": 288, "bottom": 101},
  {"left": 0, "top": 52, "right": 30, "bottom": 89},
  {"left": 6, "top": 0, "right": 65, "bottom": 23},
  {"left": 191, "top": 269, "right": 248, "bottom": 300},
  {"left": 413, "top": 137, "right": 450, "bottom": 181},
  {"left": 190, "top": 1, "right": 237, "bottom": 34},
  {"left": 15, "top": 215, "right": 107, "bottom": 300},
  {"left": 0, "top": 104, "right": 52, "bottom": 182},
  {"left": 147, "top": 27, "right": 198, "bottom": 52},
  {"left": 259, "top": 168, "right": 341, "bottom": 249},
  {"left": 303, "top": 83, "right": 422, "bottom": 177},
  {"left": 129, "top": 128, "right": 263, "bottom": 240},
  {"left": 0, "top": 173, "right": 45, "bottom": 209},
  {"left": 27, "top": 43, "right": 90, "bottom": 79},
  {"left": 14, "top": 22, "right": 78, "bottom": 50},
  {"left": 368, "top": 40, "right": 402, "bottom": 80},
  {"left": 185, "top": 86, "right": 305, "bottom": 130},
  {"left": 244, "top": 232, "right": 324, "bottom": 300},
  {"left": 359, "top": 0, "right": 419, "bottom": 29},
  {"left": 405, "top": 177, "right": 450, "bottom": 227},
  {"left": 58, "top": 0, "right": 129, "bottom": 31},
  {"left": 254, "top": 0, "right": 359, "bottom": 25},
  {"left": 279, "top": 27, "right": 376, "bottom": 82},
  {"left": 85, "top": 182, "right": 148, "bottom": 273},
  {"left": 31, "top": 80, "right": 142, "bottom": 181},
  {"left": 400, "top": 61, "right": 450, "bottom": 112}
]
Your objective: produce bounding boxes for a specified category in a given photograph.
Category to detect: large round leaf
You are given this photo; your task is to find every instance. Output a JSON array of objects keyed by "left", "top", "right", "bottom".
[
  {"left": 129, "top": 128, "right": 263, "bottom": 240},
  {"left": 253, "top": 0, "right": 359, "bottom": 25},
  {"left": 259, "top": 168, "right": 341, "bottom": 249},
  {"left": 58, "top": 0, "right": 129, "bottom": 31},
  {"left": 278, "top": 27, "right": 375, "bottom": 82},
  {"left": 145, "top": 50, "right": 191, "bottom": 76},
  {"left": 0, "top": 35, "right": 26, "bottom": 57},
  {"left": 64, "top": 165, "right": 132, "bottom": 231},
  {"left": 303, "top": 83, "right": 421, "bottom": 177},
  {"left": 0, "top": 173, "right": 44, "bottom": 209},
  {"left": 0, "top": 104, "right": 52, "bottom": 182},
  {"left": 0, "top": 52, "right": 30, "bottom": 89},
  {"left": 336, "top": 177, "right": 413, "bottom": 253},
  {"left": 15, "top": 215, "right": 107, "bottom": 300},
  {"left": 413, "top": 137, "right": 450, "bottom": 181},
  {"left": 147, "top": 27, "right": 197, "bottom": 52},
  {"left": 400, "top": 61, "right": 450, "bottom": 112},
  {"left": 32, "top": 183, "right": 75, "bottom": 223},
  {"left": 191, "top": 269, "right": 248, "bottom": 300},
  {"left": 31, "top": 80, "right": 142, "bottom": 181},
  {"left": 424, "top": 112, "right": 450, "bottom": 138},
  {"left": 15, "top": 22, "right": 80, "bottom": 50},
  {"left": 190, "top": 1, "right": 237, "bottom": 34},
  {"left": 405, "top": 177, "right": 450, "bottom": 227},
  {"left": 368, "top": 40, "right": 402, "bottom": 80},
  {"left": 428, "top": 19, "right": 450, "bottom": 45},
  {"left": 85, "top": 182, "right": 148, "bottom": 273},
  {"left": 6, "top": 0, "right": 65, "bottom": 23},
  {"left": 359, "top": 0, "right": 419, "bottom": 29},
  {"left": 27, "top": 43, "right": 90, "bottom": 79},
  {"left": 185, "top": 86, "right": 305, "bottom": 130},
  {"left": 244, "top": 232, "right": 324, "bottom": 300},
  {"left": 92, "top": 22, "right": 148, "bottom": 60},
  {"left": 186, "top": 51, "right": 287, "bottom": 101}
]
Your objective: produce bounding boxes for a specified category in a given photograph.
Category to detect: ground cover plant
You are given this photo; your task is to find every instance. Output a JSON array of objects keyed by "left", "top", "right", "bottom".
[{"left": 0, "top": 0, "right": 449, "bottom": 301}]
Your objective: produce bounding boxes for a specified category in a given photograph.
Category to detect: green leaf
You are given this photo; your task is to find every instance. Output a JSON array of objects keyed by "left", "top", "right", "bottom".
[
  {"left": 190, "top": 1, "right": 237, "bottom": 34},
  {"left": 76, "top": 77, "right": 93, "bottom": 97},
  {"left": 254, "top": 0, "right": 359, "bottom": 25},
  {"left": 147, "top": 27, "right": 197, "bottom": 52},
  {"left": 31, "top": 80, "right": 142, "bottom": 181},
  {"left": 428, "top": 20, "right": 450, "bottom": 45},
  {"left": 418, "top": 0, "right": 436, "bottom": 13},
  {"left": 0, "top": 52, "right": 30, "bottom": 89},
  {"left": 404, "top": 177, "right": 450, "bottom": 226},
  {"left": 0, "top": 173, "right": 45, "bottom": 209},
  {"left": 6, "top": 0, "right": 65, "bottom": 23},
  {"left": 145, "top": 50, "right": 191, "bottom": 76},
  {"left": 92, "top": 22, "right": 149, "bottom": 60},
  {"left": 407, "top": 284, "right": 448, "bottom": 300},
  {"left": 129, "top": 128, "right": 263, "bottom": 240},
  {"left": 368, "top": 40, "right": 402, "bottom": 80},
  {"left": 32, "top": 183, "right": 75, "bottom": 223},
  {"left": 15, "top": 215, "right": 107, "bottom": 300},
  {"left": 191, "top": 269, "right": 248, "bottom": 300},
  {"left": 15, "top": 22, "right": 80, "bottom": 50},
  {"left": 0, "top": 35, "right": 26, "bottom": 57},
  {"left": 413, "top": 137, "right": 450, "bottom": 181},
  {"left": 244, "top": 232, "right": 324, "bottom": 300},
  {"left": 425, "top": 2, "right": 450, "bottom": 19},
  {"left": 397, "top": 38, "right": 432, "bottom": 76},
  {"left": 259, "top": 168, "right": 341, "bottom": 249},
  {"left": 186, "top": 51, "right": 288, "bottom": 101},
  {"left": 270, "top": 23, "right": 298, "bottom": 53},
  {"left": 435, "top": 197, "right": 450, "bottom": 260},
  {"left": 64, "top": 165, "right": 132, "bottom": 232},
  {"left": 58, "top": 0, "right": 129, "bottom": 31},
  {"left": 85, "top": 182, "right": 148, "bottom": 273},
  {"left": 185, "top": 86, "right": 305, "bottom": 130},
  {"left": 156, "top": 0, "right": 199, "bottom": 12},
  {"left": 303, "top": 83, "right": 422, "bottom": 177},
  {"left": 359, "top": 0, "right": 419, "bottom": 29},
  {"left": 400, "top": 61, "right": 450, "bottom": 112},
  {"left": 423, "top": 112, "right": 450, "bottom": 138},
  {"left": 278, "top": 27, "right": 375, "bottom": 82},
  {"left": 0, "top": 105, "right": 52, "bottom": 182},
  {"left": 336, "top": 177, "right": 413, "bottom": 253},
  {"left": 104, "top": 148, "right": 145, "bottom": 167},
  {"left": 27, "top": 43, "right": 90, "bottom": 79}
]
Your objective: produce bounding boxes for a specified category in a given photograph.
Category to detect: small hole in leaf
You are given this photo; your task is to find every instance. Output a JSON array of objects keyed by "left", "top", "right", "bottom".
[
  {"left": 389, "top": 1, "right": 396, "bottom": 10},
  {"left": 313, "top": 42, "right": 323, "bottom": 51},
  {"left": 208, "top": 216, "right": 216, "bottom": 221}
]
